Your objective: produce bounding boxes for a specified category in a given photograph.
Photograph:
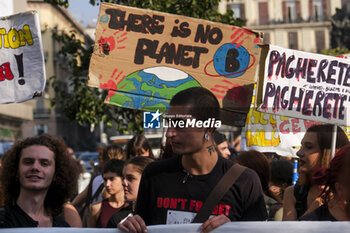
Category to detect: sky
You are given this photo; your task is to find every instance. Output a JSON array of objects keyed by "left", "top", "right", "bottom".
[{"left": 67, "top": 0, "right": 100, "bottom": 27}]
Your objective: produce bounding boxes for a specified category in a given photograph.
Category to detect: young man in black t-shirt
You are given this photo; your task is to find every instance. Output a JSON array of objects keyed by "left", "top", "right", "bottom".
[{"left": 118, "top": 87, "right": 267, "bottom": 233}]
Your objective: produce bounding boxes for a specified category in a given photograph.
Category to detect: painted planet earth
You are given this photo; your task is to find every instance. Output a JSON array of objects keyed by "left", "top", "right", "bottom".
[
  {"left": 213, "top": 43, "right": 250, "bottom": 78},
  {"left": 108, "top": 66, "right": 201, "bottom": 112}
]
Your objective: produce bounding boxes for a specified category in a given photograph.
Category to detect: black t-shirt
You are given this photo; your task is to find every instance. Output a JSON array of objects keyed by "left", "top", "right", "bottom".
[
  {"left": 0, "top": 204, "right": 69, "bottom": 228},
  {"left": 106, "top": 205, "right": 133, "bottom": 228},
  {"left": 299, "top": 204, "right": 337, "bottom": 221},
  {"left": 135, "top": 155, "right": 268, "bottom": 225}
]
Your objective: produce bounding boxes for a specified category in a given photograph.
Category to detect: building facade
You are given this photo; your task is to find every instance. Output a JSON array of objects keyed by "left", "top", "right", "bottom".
[{"left": 218, "top": 0, "right": 344, "bottom": 53}]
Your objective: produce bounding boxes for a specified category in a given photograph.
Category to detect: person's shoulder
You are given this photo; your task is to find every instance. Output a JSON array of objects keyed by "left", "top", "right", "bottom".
[
  {"left": 285, "top": 185, "right": 295, "bottom": 194},
  {"left": 143, "top": 155, "right": 182, "bottom": 176},
  {"left": 90, "top": 201, "right": 102, "bottom": 212}
]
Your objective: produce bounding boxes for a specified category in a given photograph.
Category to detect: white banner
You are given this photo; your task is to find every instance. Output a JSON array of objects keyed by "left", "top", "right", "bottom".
[
  {"left": 241, "top": 108, "right": 319, "bottom": 157},
  {"left": 0, "top": 11, "right": 46, "bottom": 104},
  {"left": 1, "top": 222, "right": 350, "bottom": 233},
  {"left": 257, "top": 45, "right": 350, "bottom": 126}
]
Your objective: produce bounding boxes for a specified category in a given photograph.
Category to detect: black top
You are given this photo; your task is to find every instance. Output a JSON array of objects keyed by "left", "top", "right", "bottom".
[
  {"left": 106, "top": 204, "right": 133, "bottom": 228},
  {"left": 0, "top": 204, "right": 69, "bottom": 228},
  {"left": 135, "top": 155, "right": 268, "bottom": 225},
  {"left": 294, "top": 183, "right": 310, "bottom": 218},
  {"left": 299, "top": 204, "right": 337, "bottom": 221}
]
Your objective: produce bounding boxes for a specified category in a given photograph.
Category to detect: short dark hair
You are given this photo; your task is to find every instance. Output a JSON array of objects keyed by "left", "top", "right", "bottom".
[
  {"left": 170, "top": 87, "right": 220, "bottom": 121},
  {"left": 0, "top": 134, "right": 79, "bottom": 216},
  {"left": 102, "top": 159, "right": 124, "bottom": 177}
]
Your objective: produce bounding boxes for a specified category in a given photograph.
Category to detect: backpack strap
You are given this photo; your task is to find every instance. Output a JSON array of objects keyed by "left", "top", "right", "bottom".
[
  {"left": 79, "top": 181, "right": 104, "bottom": 217},
  {"left": 91, "top": 183, "right": 105, "bottom": 203},
  {"left": 192, "top": 163, "right": 246, "bottom": 223}
]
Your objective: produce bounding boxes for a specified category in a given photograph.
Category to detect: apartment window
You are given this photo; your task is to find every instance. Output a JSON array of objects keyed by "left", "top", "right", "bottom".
[
  {"left": 228, "top": 3, "right": 245, "bottom": 21},
  {"left": 35, "top": 124, "right": 48, "bottom": 135},
  {"left": 288, "top": 31, "right": 298, "bottom": 49},
  {"left": 258, "top": 2, "right": 269, "bottom": 25},
  {"left": 315, "top": 30, "right": 325, "bottom": 53},
  {"left": 283, "top": 1, "right": 299, "bottom": 23},
  {"left": 313, "top": 0, "right": 323, "bottom": 21}
]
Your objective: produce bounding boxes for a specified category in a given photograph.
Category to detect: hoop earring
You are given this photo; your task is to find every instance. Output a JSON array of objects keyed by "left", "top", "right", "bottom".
[{"left": 204, "top": 133, "right": 210, "bottom": 141}]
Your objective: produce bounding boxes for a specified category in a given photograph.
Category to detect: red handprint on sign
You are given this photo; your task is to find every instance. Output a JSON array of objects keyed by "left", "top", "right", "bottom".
[
  {"left": 231, "top": 27, "right": 260, "bottom": 48},
  {"left": 98, "top": 29, "right": 127, "bottom": 55},
  {"left": 99, "top": 68, "right": 127, "bottom": 98}
]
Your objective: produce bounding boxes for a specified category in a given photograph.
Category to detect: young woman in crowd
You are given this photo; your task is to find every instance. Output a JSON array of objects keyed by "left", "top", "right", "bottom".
[
  {"left": 107, "top": 156, "right": 154, "bottom": 227},
  {"left": 88, "top": 159, "right": 126, "bottom": 228},
  {"left": 125, "top": 135, "right": 154, "bottom": 159},
  {"left": 300, "top": 145, "right": 350, "bottom": 221},
  {"left": 283, "top": 124, "right": 349, "bottom": 220}
]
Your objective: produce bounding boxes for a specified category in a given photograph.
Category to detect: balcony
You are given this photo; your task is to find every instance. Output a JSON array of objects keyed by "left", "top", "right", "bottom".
[{"left": 33, "top": 108, "right": 52, "bottom": 118}]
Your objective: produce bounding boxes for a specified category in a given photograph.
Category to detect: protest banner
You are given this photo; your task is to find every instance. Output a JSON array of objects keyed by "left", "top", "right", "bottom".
[
  {"left": 0, "top": 11, "right": 46, "bottom": 104},
  {"left": 241, "top": 105, "right": 319, "bottom": 157},
  {"left": 0, "top": 222, "right": 350, "bottom": 233},
  {"left": 256, "top": 45, "right": 350, "bottom": 126},
  {"left": 88, "top": 3, "right": 262, "bottom": 126}
]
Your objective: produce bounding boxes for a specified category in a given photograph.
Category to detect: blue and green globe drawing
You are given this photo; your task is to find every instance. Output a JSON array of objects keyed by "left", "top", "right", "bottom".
[{"left": 109, "top": 66, "right": 201, "bottom": 112}]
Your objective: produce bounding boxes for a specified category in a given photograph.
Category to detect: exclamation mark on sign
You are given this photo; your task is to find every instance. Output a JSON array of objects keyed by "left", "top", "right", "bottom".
[{"left": 14, "top": 53, "right": 25, "bottom": 85}]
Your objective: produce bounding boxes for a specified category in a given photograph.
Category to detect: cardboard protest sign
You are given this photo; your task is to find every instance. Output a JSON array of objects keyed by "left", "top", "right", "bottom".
[
  {"left": 0, "top": 11, "right": 46, "bottom": 104},
  {"left": 256, "top": 45, "right": 350, "bottom": 126},
  {"left": 241, "top": 100, "right": 319, "bottom": 157},
  {"left": 88, "top": 3, "right": 262, "bottom": 125}
]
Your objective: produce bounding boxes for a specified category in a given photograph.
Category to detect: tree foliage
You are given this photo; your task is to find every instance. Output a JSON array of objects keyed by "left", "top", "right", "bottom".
[{"left": 45, "top": 0, "right": 243, "bottom": 134}]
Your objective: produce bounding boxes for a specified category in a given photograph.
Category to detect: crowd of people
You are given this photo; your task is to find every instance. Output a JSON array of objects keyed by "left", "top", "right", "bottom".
[{"left": 0, "top": 87, "right": 350, "bottom": 232}]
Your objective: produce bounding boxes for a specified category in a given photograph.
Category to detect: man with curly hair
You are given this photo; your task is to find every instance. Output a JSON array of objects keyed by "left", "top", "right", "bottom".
[{"left": 0, "top": 134, "right": 79, "bottom": 227}]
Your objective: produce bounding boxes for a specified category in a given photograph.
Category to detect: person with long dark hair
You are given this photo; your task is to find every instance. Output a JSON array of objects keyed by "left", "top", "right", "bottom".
[
  {"left": 300, "top": 145, "right": 350, "bottom": 221},
  {"left": 283, "top": 124, "right": 349, "bottom": 220}
]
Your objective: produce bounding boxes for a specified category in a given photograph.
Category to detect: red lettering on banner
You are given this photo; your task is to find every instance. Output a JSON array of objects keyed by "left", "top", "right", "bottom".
[
  {"left": 279, "top": 120, "right": 290, "bottom": 134},
  {"left": 0, "top": 62, "right": 14, "bottom": 81},
  {"left": 303, "top": 120, "right": 319, "bottom": 130},
  {"left": 291, "top": 118, "right": 301, "bottom": 134}
]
